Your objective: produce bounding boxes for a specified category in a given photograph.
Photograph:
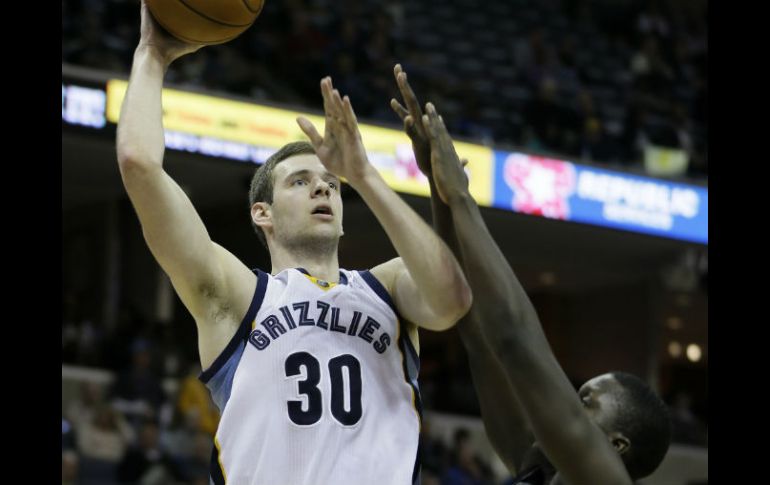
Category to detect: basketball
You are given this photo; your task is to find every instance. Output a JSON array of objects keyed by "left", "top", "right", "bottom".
[{"left": 146, "top": 0, "right": 264, "bottom": 45}]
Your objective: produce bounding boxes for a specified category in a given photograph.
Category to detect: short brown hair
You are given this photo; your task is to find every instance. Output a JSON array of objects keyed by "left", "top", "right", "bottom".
[{"left": 248, "top": 141, "right": 316, "bottom": 248}]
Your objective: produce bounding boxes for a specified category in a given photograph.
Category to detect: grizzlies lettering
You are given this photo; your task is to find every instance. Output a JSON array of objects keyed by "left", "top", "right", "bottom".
[{"left": 248, "top": 300, "right": 393, "bottom": 354}]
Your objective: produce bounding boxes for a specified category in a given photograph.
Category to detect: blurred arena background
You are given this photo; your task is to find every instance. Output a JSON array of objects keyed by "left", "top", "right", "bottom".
[{"left": 62, "top": 0, "right": 708, "bottom": 483}]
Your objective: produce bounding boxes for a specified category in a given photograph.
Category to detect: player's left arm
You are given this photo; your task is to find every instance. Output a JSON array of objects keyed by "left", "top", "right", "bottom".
[
  {"left": 296, "top": 77, "right": 472, "bottom": 331},
  {"left": 388, "top": 64, "right": 535, "bottom": 471},
  {"left": 422, "top": 104, "right": 632, "bottom": 485}
]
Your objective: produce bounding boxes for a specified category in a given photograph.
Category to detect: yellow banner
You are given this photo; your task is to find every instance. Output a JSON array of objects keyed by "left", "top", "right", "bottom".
[{"left": 106, "top": 79, "right": 493, "bottom": 205}]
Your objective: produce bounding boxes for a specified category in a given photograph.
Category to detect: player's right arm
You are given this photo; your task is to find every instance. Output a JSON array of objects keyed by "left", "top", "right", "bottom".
[
  {"left": 117, "top": 2, "right": 256, "bottom": 369},
  {"left": 296, "top": 77, "right": 472, "bottom": 332}
]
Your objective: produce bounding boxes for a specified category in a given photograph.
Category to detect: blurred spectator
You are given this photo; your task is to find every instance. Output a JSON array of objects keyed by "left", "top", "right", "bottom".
[
  {"left": 77, "top": 317, "right": 105, "bottom": 365},
  {"left": 67, "top": 382, "right": 105, "bottom": 429},
  {"left": 176, "top": 363, "right": 220, "bottom": 437},
  {"left": 524, "top": 78, "right": 569, "bottom": 154},
  {"left": 117, "top": 420, "right": 187, "bottom": 484},
  {"left": 420, "top": 419, "right": 449, "bottom": 479},
  {"left": 62, "top": 303, "right": 105, "bottom": 365},
  {"left": 453, "top": 94, "right": 495, "bottom": 145},
  {"left": 77, "top": 404, "right": 134, "bottom": 485},
  {"left": 176, "top": 432, "right": 214, "bottom": 484},
  {"left": 62, "top": 450, "right": 80, "bottom": 485},
  {"left": 621, "top": 103, "right": 654, "bottom": 165},
  {"left": 161, "top": 407, "right": 199, "bottom": 460},
  {"left": 514, "top": 29, "right": 546, "bottom": 72},
  {"left": 441, "top": 428, "right": 493, "bottom": 485},
  {"left": 579, "top": 117, "right": 617, "bottom": 164},
  {"left": 111, "top": 339, "right": 166, "bottom": 425},
  {"left": 520, "top": 31, "right": 560, "bottom": 90},
  {"left": 631, "top": 36, "right": 675, "bottom": 96},
  {"left": 77, "top": 404, "right": 134, "bottom": 463}
]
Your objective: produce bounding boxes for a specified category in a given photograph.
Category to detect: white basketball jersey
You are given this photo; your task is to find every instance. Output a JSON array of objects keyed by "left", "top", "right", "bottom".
[{"left": 200, "top": 267, "right": 422, "bottom": 485}]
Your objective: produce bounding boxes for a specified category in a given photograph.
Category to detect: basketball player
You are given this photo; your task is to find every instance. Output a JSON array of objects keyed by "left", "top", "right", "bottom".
[
  {"left": 115, "top": 5, "right": 472, "bottom": 485},
  {"left": 390, "top": 65, "right": 671, "bottom": 485}
]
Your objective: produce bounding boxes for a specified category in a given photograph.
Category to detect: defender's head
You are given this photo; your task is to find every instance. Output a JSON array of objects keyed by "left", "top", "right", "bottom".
[{"left": 578, "top": 372, "right": 671, "bottom": 480}]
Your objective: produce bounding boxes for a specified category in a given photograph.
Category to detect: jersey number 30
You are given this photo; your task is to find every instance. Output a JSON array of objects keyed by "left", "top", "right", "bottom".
[{"left": 285, "top": 352, "right": 362, "bottom": 426}]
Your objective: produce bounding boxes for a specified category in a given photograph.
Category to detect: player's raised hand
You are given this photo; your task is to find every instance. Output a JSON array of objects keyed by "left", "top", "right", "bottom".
[
  {"left": 138, "top": 0, "right": 203, "bottom": 64},
  {"left": 297, "top": 77, "right": 372, "bottom": 185}
]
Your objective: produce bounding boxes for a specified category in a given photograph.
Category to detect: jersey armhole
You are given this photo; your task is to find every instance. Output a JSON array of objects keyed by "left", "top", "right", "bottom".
[{"left": 199, "top": 269, "right": 269, "bottom": 384}]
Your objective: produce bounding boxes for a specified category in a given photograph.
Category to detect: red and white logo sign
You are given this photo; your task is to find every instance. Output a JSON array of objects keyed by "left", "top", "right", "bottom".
[
  {"left": 503, "top": 153, "right": 576, "bottom": 219},
  {"left": 394, "top": 144, "right": 427, "bottom": 181}
]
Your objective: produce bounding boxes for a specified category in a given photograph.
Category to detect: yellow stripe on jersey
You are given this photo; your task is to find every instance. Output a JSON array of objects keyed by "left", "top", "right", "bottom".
[
  {"left": 302, "top": 274, "right": 338, "bottom": 291},
  {"left": 214, "top": 435, "right": 228, "bottom": 483}
]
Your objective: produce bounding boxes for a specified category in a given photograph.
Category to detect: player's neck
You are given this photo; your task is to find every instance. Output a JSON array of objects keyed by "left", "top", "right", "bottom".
[{"left": 269, "top": 244, "right": 340, "bottom": 283}]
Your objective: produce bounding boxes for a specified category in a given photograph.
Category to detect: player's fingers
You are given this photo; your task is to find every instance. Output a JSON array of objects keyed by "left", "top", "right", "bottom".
[
  {"left": 296, "top": 117, "right": 324, "bottom": 148},
  {"left": 342, "top": 95, "right": 358, "bottom": 126},
  {"left": 320, "top": 77, "right": 334, "bottom": 116}
]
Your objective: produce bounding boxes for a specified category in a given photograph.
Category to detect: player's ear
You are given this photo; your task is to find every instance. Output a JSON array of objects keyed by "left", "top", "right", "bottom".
[
  {"left": 608, "top": 431, "right": 630, "bottom": 456},
  {"left": 252, "top": 202, "right": 272, "bottom": 231}
]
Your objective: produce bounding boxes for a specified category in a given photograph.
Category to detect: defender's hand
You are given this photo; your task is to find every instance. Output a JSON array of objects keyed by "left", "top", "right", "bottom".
[
  {"left": 422, "top": 103, "right": 470, "bottom": 204},
  {"left": 390, "top": 64, "right": 432, "bottom": 176}
]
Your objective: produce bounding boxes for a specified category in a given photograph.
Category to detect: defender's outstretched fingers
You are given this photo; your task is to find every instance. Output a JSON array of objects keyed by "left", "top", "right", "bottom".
[
  {"left": 396, "top": 71, "right": 424, "bottom": 123},
  {"left": 391, "top": 98, "right": 409, "bottom": 121},
  {"left": 421, "top": 114, "right": 437, "bottom": 141}
]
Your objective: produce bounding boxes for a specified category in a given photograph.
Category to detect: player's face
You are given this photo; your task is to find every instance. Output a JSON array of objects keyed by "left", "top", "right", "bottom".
[
  {"left": 578, "top": 374, "right": 623, "bottom": 435},
  {"left": 269, "top": 155, "right": 344, "bottom": 248}
]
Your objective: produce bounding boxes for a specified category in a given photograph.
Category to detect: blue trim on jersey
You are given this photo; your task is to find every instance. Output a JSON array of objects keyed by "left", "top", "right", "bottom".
[
  {"left": 359, "top": 270, "right": 397, "bottom": 315},
  {"left": 203, "top": 342, "right": 246, "bottom": 411},
  {"left": 210, "top": 444, "right": 226, "bottom": 485},
  {"left": 398, "top": 318, "right": 423, "bottom": 485},
  {"left": 199, "top": 269, "right": 269, "bottom": 384}
]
